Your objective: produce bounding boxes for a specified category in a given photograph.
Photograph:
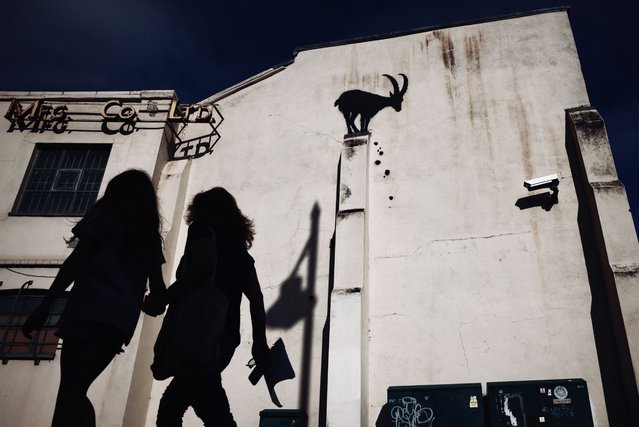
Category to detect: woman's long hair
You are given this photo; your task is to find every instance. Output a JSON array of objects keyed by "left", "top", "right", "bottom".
[
  {"left": 83, "top": 169, "right": 162, "bottom": 263},
  {"left": 185, "top": 187, "right": 254, "bottom": 249}
]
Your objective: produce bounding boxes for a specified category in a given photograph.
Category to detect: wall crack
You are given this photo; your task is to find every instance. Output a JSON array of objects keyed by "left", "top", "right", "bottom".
[
  {"left": 370, "top": 312, "right": 402, "bottom": 319},
  {"left": 459, "top": 328, "right": 470, "bottom": 374},
  {"left": 431, "top": 230, "right": 531, "bottom": 243}
]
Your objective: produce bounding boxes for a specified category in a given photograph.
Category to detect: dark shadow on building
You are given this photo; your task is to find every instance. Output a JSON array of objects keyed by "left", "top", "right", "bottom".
[
  {"left": 318, "top": 155, "right": 342, "bottom": 427},
  {"left": 317, "top": 231, "right": 335, "bottom": 427},
  {"left": 565, "top": 108, "right": 639, "bottom": 427},
  {"left": 374, "top": 402, "right": 390, "bottom": 426},
  {"left": 265, "top": 203, "right": 320, "bottom": 414},
  {"left": 515, "top": 192, "right": 558, "bottom": 211}
]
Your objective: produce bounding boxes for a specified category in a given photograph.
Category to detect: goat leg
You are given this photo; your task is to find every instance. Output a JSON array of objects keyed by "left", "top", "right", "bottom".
[
  {"left": 360, "top": 115, "right": 373, "bottom": 132},
  {"left": 347, "top": 113, "right": 359, "bottom": 134}
]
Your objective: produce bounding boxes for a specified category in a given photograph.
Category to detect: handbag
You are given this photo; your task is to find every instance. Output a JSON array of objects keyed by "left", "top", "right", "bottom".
[
  {"left": 151, "top": 278, "right": 228, "bottom": 380},
  {"left": 247, "top": 338, "right": 295, "bottom": 407}
]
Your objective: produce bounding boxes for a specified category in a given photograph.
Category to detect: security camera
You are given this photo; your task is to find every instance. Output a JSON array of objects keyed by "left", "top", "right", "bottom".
[{"left": 524, "top": 174, "right": 559, "bottom": 191}]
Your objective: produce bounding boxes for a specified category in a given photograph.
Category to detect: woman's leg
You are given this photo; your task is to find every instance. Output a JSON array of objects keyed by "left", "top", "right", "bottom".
[
  {"left": 190, "top": 341, "right": 237, "bottom": 427},
  {"left": 190, "top": 370, "right": 237, "bottom": 427},
  {"left": 156, "top": 376, "right": 192, "bottom": 427},
  {"left": 156, "top": 338, "right": 239, "bottom": 426},
  {"left": 51, "top": 337, "right": 118, "bottom": 427}
]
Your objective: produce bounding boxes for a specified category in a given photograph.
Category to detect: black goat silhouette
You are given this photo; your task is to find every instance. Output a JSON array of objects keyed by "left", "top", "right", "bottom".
[{"left": 334, "top": 74, "right": 408, "bottom": 135}]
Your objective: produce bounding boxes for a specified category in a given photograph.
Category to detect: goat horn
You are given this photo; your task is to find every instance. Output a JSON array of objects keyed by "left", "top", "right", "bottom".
[
  {"left": 382, "top": 74, "right": 400, "bottom": 95},
  {"left": 398, "top": 73, "right": 408, "bottom": 95}
]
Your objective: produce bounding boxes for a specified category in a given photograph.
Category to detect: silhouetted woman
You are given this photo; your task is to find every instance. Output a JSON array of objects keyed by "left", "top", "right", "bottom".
[
  {"left": 22, "top": 169, "right": 166, "bottom": 427},
  {"left": 150, "top": 187, "right": 269, "bottom": 427}
]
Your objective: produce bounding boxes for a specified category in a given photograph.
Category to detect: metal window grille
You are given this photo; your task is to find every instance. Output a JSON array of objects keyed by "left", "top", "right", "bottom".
[
  {"left": 13, "top": 144, "right": 111, "bottom": 216},
  {"left": 0, "top": 283, "right": 68, "bottom": 364}
]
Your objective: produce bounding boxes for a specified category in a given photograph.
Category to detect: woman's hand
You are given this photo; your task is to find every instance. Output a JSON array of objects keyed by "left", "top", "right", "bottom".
[
  {"left": 22, "top": 303, "right": 51, "bottom": 339},
  {"left": 142, "top": 292, "right": 167, "bottom": 317},
  {"left": 251, "top": 339, "right": 270, "bottom": 368}
]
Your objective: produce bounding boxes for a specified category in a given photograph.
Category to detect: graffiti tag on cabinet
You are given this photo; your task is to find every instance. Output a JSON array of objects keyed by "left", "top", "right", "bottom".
[{"left": 390, "top": 396, "right": 435, "bottom": 427}]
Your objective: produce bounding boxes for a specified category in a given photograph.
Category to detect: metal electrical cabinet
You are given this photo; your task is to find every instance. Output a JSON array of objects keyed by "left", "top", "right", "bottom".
[
  {"left": 387, "top": 383, "right": 485, "bottom": 426},
  {"left": 486, "top": 379, "right": 594, "bottom": 427},
  {"left": 258, "top": 409, "right": 307, "bottom": 427}
]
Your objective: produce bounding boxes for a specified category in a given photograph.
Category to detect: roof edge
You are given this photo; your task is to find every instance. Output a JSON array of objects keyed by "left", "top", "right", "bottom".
[
  {"left": 295, "top": 6, "right": 571, "bottom": 54},
  {"left": 200, "top": 65, "right": 290, "bottom": 104},
  {"left": 0, "top": 90, "right": 177, "bottom": 102}
]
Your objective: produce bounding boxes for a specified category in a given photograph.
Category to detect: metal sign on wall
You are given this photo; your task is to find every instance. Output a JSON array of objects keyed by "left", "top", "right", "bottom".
[
  {"left": 3, "top": 98, "right": 224, "bottom": 160},
  {"left": 165, "top": 100, "right": 224, "bottom": 160},
  {"left": 3, "top": 99, "right": 71, "bottom": 133}
]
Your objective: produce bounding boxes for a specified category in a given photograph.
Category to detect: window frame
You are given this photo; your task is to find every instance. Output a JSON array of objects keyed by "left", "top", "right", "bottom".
[
  {"left": 0, "top": 285, "right": 69, "bottom": 365},
  {"left": 11, "top": 143, "right": 111, "bottom": 217}
]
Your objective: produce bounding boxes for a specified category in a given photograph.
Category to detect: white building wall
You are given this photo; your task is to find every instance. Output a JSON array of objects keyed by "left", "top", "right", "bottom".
[
  {"left": 358, "top": 12, "right": 605, "bottom": 426},
  {"left": 165, "top": 10, "right": 606, "bottom": 426}
]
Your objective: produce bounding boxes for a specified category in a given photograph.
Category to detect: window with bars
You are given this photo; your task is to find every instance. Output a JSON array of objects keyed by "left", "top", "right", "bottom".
[
  {"left": 0, "top": 287, "right": 68, "bottom": 364},
  {"left": 12, "top": 144, "right": 111, "bottom": 216}
]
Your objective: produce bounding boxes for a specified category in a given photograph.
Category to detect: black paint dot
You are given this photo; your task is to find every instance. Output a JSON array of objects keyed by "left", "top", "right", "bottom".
[
  {"left": 374, "top": 160, "right": 381, "bottom": 165},
  {"left": 374, "top": 141, "right": 379, "bottom": 145},
  {"left": 389, "top": 196, "right": 394, "bottom": 200},
  {"left": 384, "top": 169, "right": 390, "bottom": 176},
  {"left": 379, "top": 151, "right": 384, "bottom": 156}
]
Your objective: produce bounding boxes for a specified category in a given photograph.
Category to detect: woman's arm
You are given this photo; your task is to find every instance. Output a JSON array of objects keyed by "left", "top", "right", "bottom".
[
  {"left": 142, "top": 263, "right": 168, "bottom": 316},
  {"left": 22, "top": 238, "right": 98, "bottom": 338},
  {"left": 245, "top": 269, "right": 270, "bottom": 365},
  {"left": 148, "top": 263, "right": 166, "bottom": 296}
]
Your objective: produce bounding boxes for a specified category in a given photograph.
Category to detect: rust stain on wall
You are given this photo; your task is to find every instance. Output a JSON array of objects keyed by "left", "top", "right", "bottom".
[
  {"left": 430, "top": 31, "right": 459, "bottom": 111},
  {"left": 362, "top": 73, "right": 375, "bottom": 88},
  {"left": 422, "top": 35, "right": 432, "bottom": 53},
  {"left": 510, "top": 98, "right": 533, "bottom": 180},
  {"left": 433, "top": 30, "right": 456, "bottom": 72},
  {"left": 348, "top": 45, "right": 360, "bottom": 86},
  {"left": 464, "top": 31, "right": 493, "bottom": 161},
  {"left": 464, "top": 33, "right": 484, "bottom": 123},
  {"left": 464, "top": 33, "right": 482, "bottom": 72}
]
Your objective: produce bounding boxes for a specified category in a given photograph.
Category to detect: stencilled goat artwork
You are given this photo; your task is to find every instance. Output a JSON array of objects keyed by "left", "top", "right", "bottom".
[{"left": 334, "top": 73, "right": 408, "bottom": 135}]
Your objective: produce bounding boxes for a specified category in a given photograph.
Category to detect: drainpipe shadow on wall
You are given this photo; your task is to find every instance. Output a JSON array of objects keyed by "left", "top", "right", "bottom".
[{"left": 265, "top": 203, "right": 320, "bottom": 415}]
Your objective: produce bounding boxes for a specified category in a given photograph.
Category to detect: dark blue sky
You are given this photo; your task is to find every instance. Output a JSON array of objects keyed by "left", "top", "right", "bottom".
[{"left": 1, "top": 0, "right": 637, "bottom": 235}]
